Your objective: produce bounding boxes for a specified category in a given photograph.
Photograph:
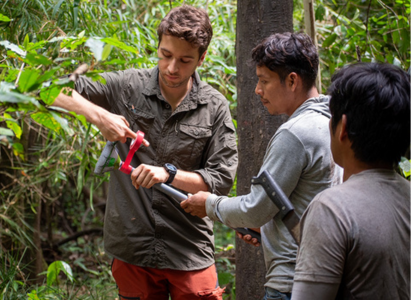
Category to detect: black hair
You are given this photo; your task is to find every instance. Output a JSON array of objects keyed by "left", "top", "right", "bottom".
[
  {"left": 251, "top": 32, "right": 318, "bottom": 90},
  {"left": 328, "top": 62, "right": 410, "bottom": 165}
]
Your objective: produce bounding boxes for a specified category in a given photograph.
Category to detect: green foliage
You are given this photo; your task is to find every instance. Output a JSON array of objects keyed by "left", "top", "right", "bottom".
[
  {"left": 312, "top": 0, "right": 410, "bottom": 91},
  {"left": 45, "top": 261, "right": 73, "bottom": 286},
  {"left": 0, "top": 249, "right": 27, "bottom": 299},
  {"left": 0, "top": 0, "right": 407, "bottom": 298},
  {"left": 0, "top": 0, "right": 237, "bottom": 297}
]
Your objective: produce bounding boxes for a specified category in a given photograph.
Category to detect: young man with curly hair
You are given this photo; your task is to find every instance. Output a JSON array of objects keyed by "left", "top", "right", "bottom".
[{"left": 54, "top": 5, "right": 238, "bottom": 300}]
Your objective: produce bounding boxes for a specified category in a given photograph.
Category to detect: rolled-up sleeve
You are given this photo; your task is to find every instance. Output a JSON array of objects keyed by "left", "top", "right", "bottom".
[{"left": 75, "top": 71, "right": 128, "bottom": 112}]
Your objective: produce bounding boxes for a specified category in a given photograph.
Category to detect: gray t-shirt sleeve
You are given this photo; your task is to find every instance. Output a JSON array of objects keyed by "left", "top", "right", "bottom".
[
  {"left": 205, "top": 128, "right": 307, "bottom": 228},
  {"left": 291, "top": 281, "right": 340, "bottom": 300},
  {"left": 294, "top": 194, "right": 346, "bottom": 284}
]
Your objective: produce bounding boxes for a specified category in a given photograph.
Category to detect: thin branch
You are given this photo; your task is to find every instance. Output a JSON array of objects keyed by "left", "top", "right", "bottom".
[
  {"left": 54, "top": 228, "right": 103, "bottom": 247},
  {"left": 365, "top": 0, "right": 372, "bottom": 44},
  {"left": 356, "top": 45, "right": 362, "bottom": 62}
]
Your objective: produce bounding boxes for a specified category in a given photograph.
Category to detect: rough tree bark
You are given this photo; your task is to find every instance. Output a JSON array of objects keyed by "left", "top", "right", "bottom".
[{"left": 236, "top": 1, "right": 293, "bottom": 299}]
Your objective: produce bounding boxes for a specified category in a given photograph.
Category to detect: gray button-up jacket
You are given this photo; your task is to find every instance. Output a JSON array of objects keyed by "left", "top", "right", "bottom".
[{"left": 75, "top": 67, "right": 238, "bottom": 270}]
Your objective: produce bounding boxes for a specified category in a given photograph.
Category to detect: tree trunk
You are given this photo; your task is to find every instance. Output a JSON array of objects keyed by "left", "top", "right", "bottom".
[
  {"left": 236, "top": 1, "right": 293, "bottom": 299},
  {"left": 303, "top": 0, "right": 321, "bottom": 92}
]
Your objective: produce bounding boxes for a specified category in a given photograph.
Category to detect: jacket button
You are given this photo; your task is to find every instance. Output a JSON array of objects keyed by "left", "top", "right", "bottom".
[{"left": 155, "top": 233, "right": 162, "bottom": 239}]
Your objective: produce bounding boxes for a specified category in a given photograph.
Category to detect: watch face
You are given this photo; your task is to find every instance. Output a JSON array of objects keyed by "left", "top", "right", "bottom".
[{"left": 165, "top": 163, "right": 177, "bottom": 172}]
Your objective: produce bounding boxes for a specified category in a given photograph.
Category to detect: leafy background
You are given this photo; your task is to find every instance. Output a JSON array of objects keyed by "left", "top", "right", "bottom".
[{"left": 0, "top": 0, "right": 409, "bottom": 298}]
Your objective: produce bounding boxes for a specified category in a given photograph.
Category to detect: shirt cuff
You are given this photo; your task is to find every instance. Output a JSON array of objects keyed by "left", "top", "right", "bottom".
[{"left": 206, "top": 194, "right": 225, "bottom": 222}]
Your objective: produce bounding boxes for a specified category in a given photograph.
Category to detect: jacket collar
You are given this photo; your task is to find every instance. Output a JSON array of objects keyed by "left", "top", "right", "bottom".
[{"left": 142, "top": 66, "right": 208, "bottom": 113}]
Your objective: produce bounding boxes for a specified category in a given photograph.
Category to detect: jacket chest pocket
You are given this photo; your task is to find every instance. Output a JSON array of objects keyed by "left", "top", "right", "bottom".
[
  {"left": 126, "top": 105, "right": 156, "bottom": 135},
  {"left": 176, "top": 123, "right": 212, "bottom": 170}
]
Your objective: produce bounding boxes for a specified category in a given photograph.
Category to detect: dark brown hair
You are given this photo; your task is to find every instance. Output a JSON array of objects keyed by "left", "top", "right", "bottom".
[{"left": 157, "top": 5, "right": 213, "bottom": 57}]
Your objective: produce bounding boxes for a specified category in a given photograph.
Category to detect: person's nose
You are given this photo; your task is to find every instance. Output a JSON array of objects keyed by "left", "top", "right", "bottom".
[
  {"left": 255, "top": 83, "right": 263, "bottom": 96},
  {"left": 168, "top": 58, "right": 179, "bottom": 74}
]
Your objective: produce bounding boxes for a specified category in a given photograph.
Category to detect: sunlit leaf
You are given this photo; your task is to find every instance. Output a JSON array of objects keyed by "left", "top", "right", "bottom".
[
  {"left": 12, "top": 142, "right": 24, "bottom": 160},
  {"left": 40, "top": 85, "right": 63, "bottom": 105},
  {"left": 399, "top": 157, "right": 411, "bottom": 178},
  {"left": 31, "top": 112, "right": 61, "bottom": 133},
  {"left": 25, "top": 52, "right": 52, "bottom": 66},
  {"left": 85, "top": 37, "right": 105, "bottom": 61},
  {"left": 101, "top": 37, "right": 139, "bottom": 54},
  {"left": 0, "top": 81, "right": 15, "bottom": 92},
  {"left": 0, "top": 13, "right": 10, "bottom": 22},
  {"left": 4, "top": 112, "right": 22, "bottom": 139},
  {"left": 0, "top": 41, "right": 26, "bottom": 57},
  {"left": 50, "top": 111, "right": 71, "bottom": 134},
  {"left": 101, "top": 44, "right": 113, "bottom": 61}
]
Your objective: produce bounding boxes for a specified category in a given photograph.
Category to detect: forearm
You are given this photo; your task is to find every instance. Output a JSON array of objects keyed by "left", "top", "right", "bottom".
[
  {"left": 53, "top": 89, "right": 136, "bottom": 142},
  {"left": 171, "top": 170, "right": 208, "bottom": 194},
  {"left": 53, "top": 89, "right": 106, "bottom": 126},
  {"left": 205, "top": 185, "right": 280, "bottom": 228}
]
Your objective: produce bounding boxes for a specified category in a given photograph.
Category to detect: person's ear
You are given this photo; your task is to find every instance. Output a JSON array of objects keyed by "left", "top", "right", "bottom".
[
  {"left": 339, "top": 114, "right": 349, "bottom": 142},
  {"left": 197, "top": 51, "right": 207, "bottom": 67},
  {"left": 287, "top": 72, "right": 299, "bottom": 92}
]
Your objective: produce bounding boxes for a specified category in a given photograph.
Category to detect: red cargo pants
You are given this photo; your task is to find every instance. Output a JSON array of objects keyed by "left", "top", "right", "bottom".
[{"left": 112, "top": 258, "right": 225, "bottom": 300}]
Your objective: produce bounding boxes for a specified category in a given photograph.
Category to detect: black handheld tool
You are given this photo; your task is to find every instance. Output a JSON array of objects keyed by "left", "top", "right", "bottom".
[
  {"left": 235, "top": 227, "right": 261, "bottom": 243},
  {"left": 251, "top": 170, "right": 301, "bottom": 244}
]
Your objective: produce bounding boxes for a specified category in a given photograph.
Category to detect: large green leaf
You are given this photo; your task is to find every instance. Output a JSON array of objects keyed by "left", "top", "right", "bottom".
[
  {"left": 0, "top": 127, "right": 14, "bottom": 136},
  {"left": 40, "top": 85, "right": 63, "bottom": 105},
  {"left": 31, "top": 112, "right": 61, "bottom": 133},
  {"left": 101, "top": 37, "right": 139, "bottom": 54},
  {"left": 47, "top": 261, "right": 73, "bottom": 286},
  {"left": 322, "top": 33, "right": 338, "bottom": 48},
  {"left": 17, "top": 69, "right": 41, "bottom": 93},
  {"left": 0, "top": 91, "right": 40, "bottom": 108},
  {"left": 0, "top": 41, "right": 25, "bottom": 57},
  {"left": 24, "top": 52, "right": 52, "bottom": 66},
  {"left": 50, "top": 111, "right": 71, "bottom": 134},
  {"left": 85, "top": 37, "right": 105, "bottom": 61}
]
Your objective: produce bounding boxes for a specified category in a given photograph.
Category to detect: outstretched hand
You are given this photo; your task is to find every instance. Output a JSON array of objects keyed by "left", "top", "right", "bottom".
[{"left": 180, "top": 191, "right": 211, "bottom": 218}]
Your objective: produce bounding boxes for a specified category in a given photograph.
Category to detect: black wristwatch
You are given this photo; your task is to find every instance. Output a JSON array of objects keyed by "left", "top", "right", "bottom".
[{"left": 164, "top": 163, "right": 177, "bottom": 184}]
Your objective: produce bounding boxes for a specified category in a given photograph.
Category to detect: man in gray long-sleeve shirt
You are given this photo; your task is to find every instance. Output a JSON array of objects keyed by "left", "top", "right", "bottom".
[{"left": 181, "top": 32, "right": 341, "bottom": 299}]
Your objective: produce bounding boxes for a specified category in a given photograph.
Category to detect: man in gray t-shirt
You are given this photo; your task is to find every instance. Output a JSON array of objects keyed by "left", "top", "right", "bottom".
[
  {"left": 292, "top": 63, "right": 410, "bottom": 300},
  {"left": 181, "top": 33, "right": 341, "bottom": 300}
]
